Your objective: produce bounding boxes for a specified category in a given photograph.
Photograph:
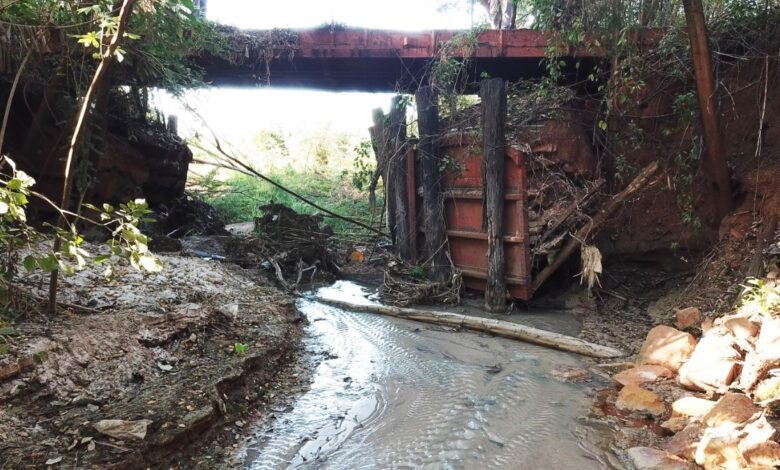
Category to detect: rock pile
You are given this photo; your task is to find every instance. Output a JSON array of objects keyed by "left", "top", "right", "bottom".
[{"left": 611, "top": 277, "right": 780, "bottom": 469}]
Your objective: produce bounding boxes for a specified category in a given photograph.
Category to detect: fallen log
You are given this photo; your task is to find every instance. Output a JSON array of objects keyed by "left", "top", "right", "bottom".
[
  {"left": 531, "top": 161, "right": 659, "bottom": 293},
  {"left": 317, "top": 297, "right": 626, "bottom": 358}
]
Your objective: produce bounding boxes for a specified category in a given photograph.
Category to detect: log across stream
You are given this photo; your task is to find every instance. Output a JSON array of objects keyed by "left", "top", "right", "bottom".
[{"left": 237, "top": 281, "right": 618, "bottom": 469}]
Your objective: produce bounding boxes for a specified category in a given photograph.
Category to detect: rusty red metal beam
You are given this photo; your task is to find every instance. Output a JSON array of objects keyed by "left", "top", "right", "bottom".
[
  {"left": 198, "top": 27, "right": 611, "bottom": 91},
  {"left": 287, "top": 28, "right": 574, "bottom": 59}
]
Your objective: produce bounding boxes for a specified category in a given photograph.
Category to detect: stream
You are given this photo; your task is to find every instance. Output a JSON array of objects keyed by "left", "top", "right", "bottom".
[{"left": 239, "top": 281, "right": 616, "bottom": 469}]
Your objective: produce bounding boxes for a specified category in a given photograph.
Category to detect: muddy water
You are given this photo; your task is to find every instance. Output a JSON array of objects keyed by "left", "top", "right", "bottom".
[{"left": 241, "top": 281, "right": 615, "bottom": 469}]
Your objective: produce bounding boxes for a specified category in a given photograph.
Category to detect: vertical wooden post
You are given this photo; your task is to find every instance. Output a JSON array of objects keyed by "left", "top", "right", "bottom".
[
  {"left": 370, "top": 108, "right": 396, "bottom": 239},
  {"left": 415, "top": 86, "right": 449, "bottom": 283},
  {"left": 388, "top": 96, "right": 412, "bottom": 260},
  {"left": 405, "top": 146, "right": 417, "bottom": 263},
  {"left": 683, "top": 0, "right": 733, "bottom": 221},
  {"left": 167, "top": 115, "right": 178, "bottom": 136},
  {"left": 481, "top": 78, "right": 507, "bottom": 313}
]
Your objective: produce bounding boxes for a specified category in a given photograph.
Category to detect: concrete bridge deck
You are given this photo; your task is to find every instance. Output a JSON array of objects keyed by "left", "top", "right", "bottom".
[{"left": 197, "top": 27, "right": 604, "bottom": 91}]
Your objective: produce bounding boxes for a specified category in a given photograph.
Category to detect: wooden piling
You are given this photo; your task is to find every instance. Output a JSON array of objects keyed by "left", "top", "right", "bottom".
[
  {"left": 480, "top": 78, "right": 508, "bottom": 313},
  {"left": 370, "top": 108, "right": 396, "bottom": 240},
  {"left": 388, "top": 96, "right": 412, "bottom": 260},
  {"left": 415, "top": 86, "right": 449, "bottom": 283}
]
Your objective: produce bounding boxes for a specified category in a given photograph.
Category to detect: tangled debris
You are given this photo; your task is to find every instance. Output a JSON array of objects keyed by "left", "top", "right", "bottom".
[
  {"left": 378, "top": 257, "right": 463, "bottom": 307},
  {"left": 224, "top": 204, "right": 338, "bottom": 291},
  {"left": 151, "top": 195, "right": 228, "bottom": 238},
  {"left": 219, "top": 26, "right": 299, "bottom": 84}
]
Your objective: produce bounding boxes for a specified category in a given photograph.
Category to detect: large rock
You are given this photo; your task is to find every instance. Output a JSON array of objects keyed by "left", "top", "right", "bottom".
[
  {"left": 740, "top": 318, "right": 780, "bottom": 391},
  {"left": 701, "top": 393, "right": 758, "bottom": 428},
  {"left": 663, "top": 422, "right": 704, "bottom": 460},
  {"left": 754, "top": 376, "right": 780, "bottom": 403},
  {"left": 718, "top": 315, "right": 759, "bottom": 340},
  {"left": 613, "top": 365, "right": 673, "bottom": 387},
  {"left": 701, "top": 317, "right": 714, "bottom": 335},
  {"left": 675, "top": 307, "right": 702, "bottom": 330},
  {"left": 694, "top": 426, "right": 746, "bottom": 469},
  {"left": 637, "top": 326, "right": 697, "bottom": 372},
  {"left": 678, "top": 331, "right": 741, "bottom": 392},
  {"left": 626, "top": 447, "right": 691, "bottom": 470},
  {"left": 671, "top": 396, "right": 717, "bottom": 419},
  {"left": 661, "top": 416, "right": 689, "bottom": 433},
  {"left": 742, "top": 441, "right": 780, "bottom": 468},
  {"left": 615, "top": 384, "right": 666, "bottom": 416},
  {"left": 738, "top": 415, "right": 776, "bottom": 455}
]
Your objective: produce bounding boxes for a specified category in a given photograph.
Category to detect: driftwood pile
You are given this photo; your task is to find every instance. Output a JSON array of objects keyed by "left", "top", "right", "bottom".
[
  {"left": 224, "top": 204, "right": 337, "bottom": 290},
  {"left": 378, "top": 257, "right": 462, "bottom": 307},
  {"left": 525, "top": 156, "right": 604, "bottom": 263}
]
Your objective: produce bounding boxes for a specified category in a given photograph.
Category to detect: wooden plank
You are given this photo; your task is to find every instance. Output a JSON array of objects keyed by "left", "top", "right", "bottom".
[
  {"left": 443, "top": 189, "right": 525, "bottom": 200},
  {"left": 481, "top": 78, "right": 507, "bottom": 312},
  {"left": 446, "top": 229, "right": 525, "bottom": 244}
]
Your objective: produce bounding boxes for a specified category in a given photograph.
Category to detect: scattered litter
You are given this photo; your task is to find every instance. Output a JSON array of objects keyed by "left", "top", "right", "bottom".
[{"left": 93, "top": 419, "right": 152, "bottom": 441}]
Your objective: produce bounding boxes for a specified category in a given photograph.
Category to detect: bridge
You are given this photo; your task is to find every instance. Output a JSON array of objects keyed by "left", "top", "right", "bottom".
[{"left": 197, "top": 27, "right": 605, "bottom": 92}]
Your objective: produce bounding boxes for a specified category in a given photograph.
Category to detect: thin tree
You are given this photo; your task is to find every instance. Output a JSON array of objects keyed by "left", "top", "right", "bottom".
[
  {"left": 682, "top": 0, "right": 733, "bottom": 221},
  {"left": 48, "top": 0, "right": 138, "bottom": 313}
]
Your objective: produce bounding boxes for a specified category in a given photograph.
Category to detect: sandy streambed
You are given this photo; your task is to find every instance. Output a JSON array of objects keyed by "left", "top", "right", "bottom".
[{"left": 238, "top": 281, "right": 618, "bottom": 469}]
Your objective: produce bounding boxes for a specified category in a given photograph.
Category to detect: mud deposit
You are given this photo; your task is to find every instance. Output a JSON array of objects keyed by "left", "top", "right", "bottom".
[{"left": 238, "top": 282, "right": 615, "bottom": 469}]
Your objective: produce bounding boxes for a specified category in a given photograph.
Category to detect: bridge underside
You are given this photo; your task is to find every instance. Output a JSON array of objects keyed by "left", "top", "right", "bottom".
[{"left": 197, "top": 28, "right": 604, "bottom": 92}]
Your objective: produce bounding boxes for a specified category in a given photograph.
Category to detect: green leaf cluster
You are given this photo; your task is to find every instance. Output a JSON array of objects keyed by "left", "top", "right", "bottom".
[{"left": 0, "top": 160, "right": 163, "bottom": 307}]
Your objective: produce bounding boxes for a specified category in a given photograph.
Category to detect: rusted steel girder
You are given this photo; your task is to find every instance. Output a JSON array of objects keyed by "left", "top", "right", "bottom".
[{"left": 198, "top": 28, "right": 610, "bottom": 91}]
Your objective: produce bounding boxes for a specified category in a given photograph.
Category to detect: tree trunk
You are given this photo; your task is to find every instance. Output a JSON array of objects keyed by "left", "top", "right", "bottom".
[
  {"left": 318, "top": 297, "right": 626, "bottom": 359},
  {"left": 370, "top": 108, "right": 396, "bottom": 238},
  {"left": 49, "top": 0, "right": 138, "bottom": 313},
  {"left": 415, "top": 86, "right": 450, "bottom": 283},
  {"left": 682, "top": 0, "right": 733, "bottom": 222},
  {"left": 481, "top": 78, "right": 507, "bottom": 312},
  {"left": 388, "top": 96, "right": 412, "bottom": 260},
  {"left": 501, "top": 0, "right": 516, "bottom": 29}
]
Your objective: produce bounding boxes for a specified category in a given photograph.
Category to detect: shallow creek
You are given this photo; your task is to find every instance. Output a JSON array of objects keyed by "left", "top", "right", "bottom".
[{"left": 239, "top": 281, "right": 616, "bottom": 469}]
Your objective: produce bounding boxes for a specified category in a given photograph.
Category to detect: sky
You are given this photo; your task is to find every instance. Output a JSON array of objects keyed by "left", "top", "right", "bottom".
[
  {"left": 206, "top": 0, "right": 481, "bottom": 31},
  {"left": 159, "top": 1, "right": 486, "bottom": 143}
]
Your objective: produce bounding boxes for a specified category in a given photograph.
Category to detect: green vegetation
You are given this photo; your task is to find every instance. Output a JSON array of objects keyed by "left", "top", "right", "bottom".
[
  {"left": 0, "top": 0, "right": 221, "bottom": 92},
  {"left": 201, "top": 169, "right": 382, "bottom": 236},
  {"left": 0, "top": 0, "right": 211, "bottom": 311},
  {"left": 0, "top": 162, "right": 161, "bottom": 307},
  {"left": 191, "top": 129, "right": 384, "bottom": 237}
]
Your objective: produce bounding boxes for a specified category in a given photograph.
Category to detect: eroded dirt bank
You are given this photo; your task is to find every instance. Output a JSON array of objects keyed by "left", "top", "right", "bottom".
[{"left": 0, "top": 237, "right": 304, "bottom": 469}]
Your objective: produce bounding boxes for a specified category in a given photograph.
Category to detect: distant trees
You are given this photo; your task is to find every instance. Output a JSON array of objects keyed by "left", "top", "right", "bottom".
[{"left": 479, "top": 0, "right": 517, "bottom": 28}]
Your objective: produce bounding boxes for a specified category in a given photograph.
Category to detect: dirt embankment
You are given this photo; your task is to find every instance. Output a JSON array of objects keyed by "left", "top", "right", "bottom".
[
  {"left": 570, "top": 54, "right": 780, "bottom": 469},
  {"left": 0, "top": 238, "right": 304, "bottom": 469}
]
